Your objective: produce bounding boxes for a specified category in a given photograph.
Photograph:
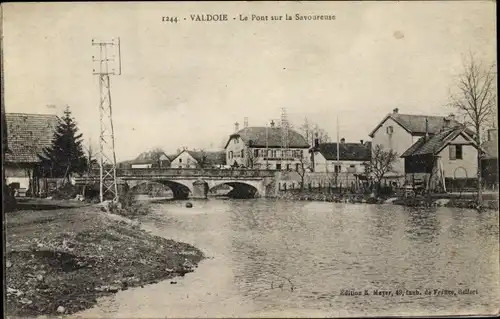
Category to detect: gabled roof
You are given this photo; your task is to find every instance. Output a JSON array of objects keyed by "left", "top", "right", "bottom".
[
  {"left": 224, "top": 127, "right": 309, "bottom": 149},
  {"left": 5, "top": 113, "right": 60, "bottom": 163},
  {"left": 315, "top": 142, "right": 371, "bottom": 161},
  {"left": 129, "top": 149, "right": 172, "bottom": 164},
  {"left": 172, "top": 149, "right": 226, "bottom": 166},
  {"left": 400, "top": 127, "right": 476, "bottom": 157},
  {"left": 368, "top": 112, "right": 473, "bottom": 138}
]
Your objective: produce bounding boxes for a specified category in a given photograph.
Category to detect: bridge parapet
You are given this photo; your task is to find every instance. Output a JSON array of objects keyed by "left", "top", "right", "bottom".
[{"left": 87, "top": 168, "right": 276, "bottom": 178}]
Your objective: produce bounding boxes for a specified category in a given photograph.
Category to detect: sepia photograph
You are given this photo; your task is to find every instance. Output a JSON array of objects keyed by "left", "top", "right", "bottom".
[{"left": 1, "top": 1, "right": 498, "bottom": 318}]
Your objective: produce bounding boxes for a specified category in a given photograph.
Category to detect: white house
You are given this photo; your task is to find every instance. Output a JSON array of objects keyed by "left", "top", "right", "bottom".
[
  {"left": 311, "top": 138, "right": 371, "bottom": 174},
  {"left": 368, "top": 108, "right": 472, "bottom": 179},
  {"left": 170, "top": 149, "right": 226, "bottom": 169},
  {"left": 400, "top": 126, "right": 479, "bottom": 190},
  {"left": 224, "top": 121, "right": 310, "bottom": 170}
]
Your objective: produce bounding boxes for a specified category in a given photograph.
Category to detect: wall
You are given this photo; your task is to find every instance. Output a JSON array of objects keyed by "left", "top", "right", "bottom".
[
  {"left": 225, "top": 136, "right": 246, "bottom": 167},
  {"left": 170, "top": 152, "right": 199, "bottom": 168},
  {"left": 312, "top": 152, "right": 366, "bottom": 173},
  {"left": 371, "top": 117, "right": 414, "bottom": 176},
  {"left": 252, "top": 148, "right": 309, "bottom": 170},
  {"left": 225, "top": 135, "right": 309, "bottom": 170},
  {"left": 5, "top": 165, "right": 31, "bottom": 189},
  {"left": 438, "top": 136, "right": 478, "bottom": 179}
]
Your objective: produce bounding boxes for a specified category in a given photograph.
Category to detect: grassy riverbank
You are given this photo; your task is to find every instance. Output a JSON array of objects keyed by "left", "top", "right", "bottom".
[{"left": 5, "top": 199, "right": 204, "bottom": 317}]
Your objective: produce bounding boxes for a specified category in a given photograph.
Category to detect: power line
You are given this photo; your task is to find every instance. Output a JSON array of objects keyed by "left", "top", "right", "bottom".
[{"left": 92, "top": 37, "right": 121, "bottom": 203}]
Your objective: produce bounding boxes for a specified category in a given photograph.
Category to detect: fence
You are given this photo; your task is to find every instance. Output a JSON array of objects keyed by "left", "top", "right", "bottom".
[{"left": 89, "top": 168, "right": 276, "bottom": 178}]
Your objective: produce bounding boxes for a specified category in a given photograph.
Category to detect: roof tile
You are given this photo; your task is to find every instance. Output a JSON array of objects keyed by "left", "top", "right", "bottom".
[{"left": 5, "top": 113, "right": 60, "bottom": 163}]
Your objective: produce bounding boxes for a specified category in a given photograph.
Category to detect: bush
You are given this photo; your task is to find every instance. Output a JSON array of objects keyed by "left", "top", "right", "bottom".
[{"left": 50, "top": 183, "right": 80, "bottom": 200}]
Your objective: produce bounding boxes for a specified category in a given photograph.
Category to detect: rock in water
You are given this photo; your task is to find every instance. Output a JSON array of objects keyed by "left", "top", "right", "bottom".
[{"left": 185, "top": 202, "right": 193, "bottom": 208}]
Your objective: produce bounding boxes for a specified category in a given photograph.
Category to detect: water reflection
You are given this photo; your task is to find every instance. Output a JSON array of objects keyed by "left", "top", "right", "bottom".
[{"left": 74, "top": 200, "right": 500, "bottom": 318}]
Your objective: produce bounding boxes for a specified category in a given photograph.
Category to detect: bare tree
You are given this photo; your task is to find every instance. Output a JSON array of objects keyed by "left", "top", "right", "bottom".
[
  {"left": 367, "top": 144, "right": 399, "bottom": 193},
  {"left": 296, "top": 153, "right": 311, "bottom": 190},
  {"left": 245, "top": 148, "right": 260, "bottom": 169},
  {"left": 299, "top": 118, "right": 330, "bottom": 145},
  {"left": 449, "top": 53, "right": 497, "bottom": 206}
]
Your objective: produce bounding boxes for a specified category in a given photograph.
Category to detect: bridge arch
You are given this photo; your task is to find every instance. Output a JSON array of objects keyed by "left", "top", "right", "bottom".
[
  {"left": 208, "top": 181, "right": 260, "bottom": 199},
  {"left": 127, "top": 179, "right": 193, "bottom": 200}
]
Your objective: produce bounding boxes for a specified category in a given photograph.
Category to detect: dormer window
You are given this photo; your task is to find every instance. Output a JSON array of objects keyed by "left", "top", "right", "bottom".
[{"left": 386, "top": 126, "right": 394, "bottom": 135}]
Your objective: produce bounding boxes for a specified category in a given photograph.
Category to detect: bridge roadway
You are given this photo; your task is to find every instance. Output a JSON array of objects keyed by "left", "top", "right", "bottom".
[{"left": 74, "top": 168, "right": 277, "bottom": 199}]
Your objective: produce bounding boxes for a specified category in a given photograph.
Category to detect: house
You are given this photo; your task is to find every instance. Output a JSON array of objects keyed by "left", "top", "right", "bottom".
[
  {"left": 311, "top": 138, "right": 371, "bottom": 174},
  {"left": 400, "top": 125, "right": 478, "bottom": 191},
  {"left": 170, "top": 149, "right": 226, "bottom": 169},
  {"left": 118, "top": 149, "right": 174, "bottom": 169},
  {"left": 368, "top": 108, "right": 471, "bottom": 180},
  {"left": 481, "top": 128, "right": 498, "bottom": 189},
  {"left": 223, "top": 121, "right": 310, "bottom": 170},
  {"left": 4, "top": 113, "right": 60, "bottom": 195}
]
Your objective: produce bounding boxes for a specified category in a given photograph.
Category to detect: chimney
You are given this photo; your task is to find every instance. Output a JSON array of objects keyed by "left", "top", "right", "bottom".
[
  {"left": 360, "top": 139, "right": 364, "bottom": 145},
  {"left": 425, "top": 118, "right": 429, "bottom": 140},
  {"left": 340, "top": 138, "right": 345, "bottom": 144},
  {"left": 270, "top": 120, "right": 275, "bottom": 128},
  {"left": 234, "top": 121, "right": 239, "bottom": 132},
  {"left": 393, "top": 108, "right": 399, "bottom": 114}
]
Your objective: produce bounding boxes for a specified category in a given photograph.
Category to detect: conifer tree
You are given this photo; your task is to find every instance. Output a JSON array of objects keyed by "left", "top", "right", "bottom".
[{"left": 39, "top": 106, "right": 87, "bottom": 180}]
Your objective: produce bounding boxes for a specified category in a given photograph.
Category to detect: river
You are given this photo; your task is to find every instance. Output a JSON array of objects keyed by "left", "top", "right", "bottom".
[{"left": 75, "top": 199, "right": 499, "bottom": 318}]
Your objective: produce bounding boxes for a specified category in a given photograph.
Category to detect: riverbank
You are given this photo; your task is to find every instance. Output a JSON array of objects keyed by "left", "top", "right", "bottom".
[
  {"left": 276, "top": 189, "right": 499, "bottom": 210},
  {"left": 5, "top": 199, "right": 204, "bottom": 317}
]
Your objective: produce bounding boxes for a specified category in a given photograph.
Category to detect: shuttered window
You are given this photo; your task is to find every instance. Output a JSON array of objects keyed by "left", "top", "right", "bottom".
[
  {"left": 449, "top": 145, "right": 456, "bottom": 160},
  {"left": 449, "top": 145, "right": 463, "bottom": 160}
]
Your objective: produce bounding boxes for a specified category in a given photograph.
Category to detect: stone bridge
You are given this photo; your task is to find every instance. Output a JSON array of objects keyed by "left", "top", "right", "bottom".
[{"left": 75, "top": 168, "right": 277, "bottom": 199}]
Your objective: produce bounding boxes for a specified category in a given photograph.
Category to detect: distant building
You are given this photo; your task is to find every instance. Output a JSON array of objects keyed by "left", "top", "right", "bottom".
[
  {"left": 119, "top": 150, "right": 174, "bottom": 169},
  {"left": 481, "top": 128, "right": 498, "bottom": 189},
  {"left": 400, "top": 126, "right": 479, "bottom": 191},
  {"left": 4, "top": 113, "right": 60, "bottom": 195},
  {"left": 368, "top": 108, "right": 473, "bottom": 179},
  {"left": 170, "top": 149, "right": 226, "bottom": 169},
  {"left": 311, "top": 138, "right": 371, "bottom": 174},
  {"left": 223, "top": 121, "right": 310, "bottom": 170}
]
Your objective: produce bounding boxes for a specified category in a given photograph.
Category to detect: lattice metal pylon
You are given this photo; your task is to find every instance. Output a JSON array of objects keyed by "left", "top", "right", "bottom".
[{"left": 92, "top": 38, "right": 121, "bottom": 202}]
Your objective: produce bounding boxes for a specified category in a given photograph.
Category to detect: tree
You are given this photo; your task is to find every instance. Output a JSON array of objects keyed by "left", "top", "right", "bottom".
[
  {"left": 245, "top": 148, "right": 260, "bottom": 169},
  {"left": 366, "top": 144, "right": 399, "bottom": 193},
  {"left": 298, "top": 118, "right": 330, "bottom": 145},
  {"left": 296, "top": 152, "right": 311, "bottom": 190},
  {"left": 39, "top": 106, "right": 87, "bottom": 181},
  {"left": 449, "top": 53, "right": 497, "bottom": 206}
]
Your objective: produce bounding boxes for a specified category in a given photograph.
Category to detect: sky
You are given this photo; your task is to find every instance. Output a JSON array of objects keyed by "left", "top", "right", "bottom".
[{"left": 2, "top": 1, "right": 496, "bottom": 161}]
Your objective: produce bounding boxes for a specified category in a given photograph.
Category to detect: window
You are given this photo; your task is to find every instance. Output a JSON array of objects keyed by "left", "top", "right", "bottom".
[
  {"left": 276, "top": 163, "right": 282, "bottom": 170},
  {"left": 272, "top": 150, "right": 277, "bottom": 158},
  {"left": 334, "top": 164, "right": 341, "bottom": 173},
  {"left": 234, "top": 138, "right": 238, "bottom": 144},
  {"left": 449, "top": 145, "right": 463, "bottom": 160},
  {"left": 179, "top": 158, "right": 182, "bottom": 163},
  {"left": 296, "top": 163, "right": 300, "bottom": 171},
  {"left": 287, "top": 164, "right": 291, "bottom": 171},
  {"left": 386, "top": 126, "right": 394, "bottom": 135},
  {"left": 254, "top": 149, "right": 259, "bottom": 157},
  {"left": 349, "top": 164, "right": 355, "bottom": 168},
  {"left": 178, "top": 165, "right": 182, "bottom": 169},
  {"left": 229, "top": 151, "right": 233, "bottom": 159},
  {"left": 241, "top": 150, "right": 244, "bottom": 158}
]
